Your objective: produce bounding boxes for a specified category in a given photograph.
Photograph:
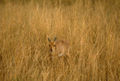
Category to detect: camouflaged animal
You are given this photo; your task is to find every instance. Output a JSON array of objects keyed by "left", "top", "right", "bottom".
[{"left": 48, "top": 37, "right": 70, "bottom": 57}]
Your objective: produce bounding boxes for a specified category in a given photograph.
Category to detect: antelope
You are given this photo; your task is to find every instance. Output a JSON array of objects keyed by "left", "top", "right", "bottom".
[{"left": 48, "top": 37, "right": 70, "bottom": 58}]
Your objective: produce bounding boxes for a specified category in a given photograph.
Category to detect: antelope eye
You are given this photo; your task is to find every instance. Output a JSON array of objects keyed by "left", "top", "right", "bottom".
[{"left": 50, "top": 48, "right": 52, "bottom": 52}]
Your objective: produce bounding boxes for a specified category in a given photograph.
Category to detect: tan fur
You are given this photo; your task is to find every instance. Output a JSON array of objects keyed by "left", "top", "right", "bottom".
[{"left": 48, "top": 38, "right": 70, "bottom": 57}]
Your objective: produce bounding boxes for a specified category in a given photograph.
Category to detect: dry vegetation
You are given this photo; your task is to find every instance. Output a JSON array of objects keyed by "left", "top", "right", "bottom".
[{"left": 0, "top": 0, "right": 120, "bottom": 81}]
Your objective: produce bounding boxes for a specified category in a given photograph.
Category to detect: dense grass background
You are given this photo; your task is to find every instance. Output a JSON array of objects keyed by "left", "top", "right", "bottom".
[{"left": 0, "top": 0, "right": 120, "bottom": 81}]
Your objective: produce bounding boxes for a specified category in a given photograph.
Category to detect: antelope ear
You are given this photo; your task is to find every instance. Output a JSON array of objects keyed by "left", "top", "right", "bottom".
[
  {"left": 48, "top": 38, "right": 51, "bottom": 42},
  {"left": 54, "top": 37, "right": 57, "bottom": 41}
]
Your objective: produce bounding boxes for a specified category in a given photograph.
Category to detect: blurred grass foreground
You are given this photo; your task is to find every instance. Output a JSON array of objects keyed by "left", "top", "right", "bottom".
[{"left": 0, "top": 0, "right": 120, "bottom": 81}]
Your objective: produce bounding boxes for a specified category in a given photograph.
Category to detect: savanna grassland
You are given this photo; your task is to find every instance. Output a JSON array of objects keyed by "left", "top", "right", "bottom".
[{"left": 0, "top": 0, "right": 120, "bottom": 81}]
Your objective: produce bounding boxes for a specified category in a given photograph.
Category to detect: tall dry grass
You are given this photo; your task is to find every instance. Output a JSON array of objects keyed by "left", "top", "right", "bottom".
[{"left": 0, "top": 0, "right": 120, "bottom": 81}]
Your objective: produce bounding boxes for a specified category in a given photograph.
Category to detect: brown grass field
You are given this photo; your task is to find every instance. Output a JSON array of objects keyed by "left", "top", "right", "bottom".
[{"left": 0, "top": 0, "right": 120, "bottom": 81}]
